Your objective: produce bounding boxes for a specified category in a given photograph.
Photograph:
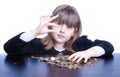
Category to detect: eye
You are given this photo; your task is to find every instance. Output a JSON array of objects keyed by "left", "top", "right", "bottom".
[{"left": 67, "top": 26, "right": 73, "bottom": 29}]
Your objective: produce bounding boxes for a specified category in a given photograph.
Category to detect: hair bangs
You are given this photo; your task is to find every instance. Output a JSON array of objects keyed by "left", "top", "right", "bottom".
[{"left": 52, "top": 12, "right": 80, "bottom": 29}]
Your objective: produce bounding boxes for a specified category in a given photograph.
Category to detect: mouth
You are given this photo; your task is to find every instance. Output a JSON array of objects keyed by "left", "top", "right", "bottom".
[{"left": 57, "top": 34, "right": 65, "bottom": 39}]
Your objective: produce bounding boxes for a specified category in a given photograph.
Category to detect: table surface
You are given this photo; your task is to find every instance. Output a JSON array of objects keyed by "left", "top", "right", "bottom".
[{"left": 0, "top": 54, "right": 120, "bottom": 77}]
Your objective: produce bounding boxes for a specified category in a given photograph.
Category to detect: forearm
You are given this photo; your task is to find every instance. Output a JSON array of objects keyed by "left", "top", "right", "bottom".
[
  {"left": 4, "top": 32, "right": 38, "bottom": 55},
  {"left": 94, "top": 40, "right": 114, "bottom": 57},
  {"left": 4, "top": 32, "right": 27, "bottom": 55},
  {"left": 86, "top": 46, "right": 105, "bottom": 57},
  {"left": 20, "top": 31, "right": 36, "bottom": 42}
]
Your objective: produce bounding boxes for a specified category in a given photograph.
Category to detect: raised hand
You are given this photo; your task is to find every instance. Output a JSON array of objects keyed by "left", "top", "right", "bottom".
[{"left": 31, "top": 15, "right": 59, "bottom": 37}]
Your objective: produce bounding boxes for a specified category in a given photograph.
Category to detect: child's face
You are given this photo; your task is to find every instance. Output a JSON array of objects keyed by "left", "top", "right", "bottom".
[{"left": 51, "top": 24, "right": 74, "bottom": 44}]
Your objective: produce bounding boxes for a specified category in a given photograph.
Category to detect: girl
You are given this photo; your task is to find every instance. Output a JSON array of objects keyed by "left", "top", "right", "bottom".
[{"left": 4, "top": 4, "right": 114, "bottom": 63}]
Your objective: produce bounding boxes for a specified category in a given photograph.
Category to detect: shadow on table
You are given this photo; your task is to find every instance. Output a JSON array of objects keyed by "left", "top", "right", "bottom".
[{"left": 4, "top": 55, "right": 27, "bottom": 67}]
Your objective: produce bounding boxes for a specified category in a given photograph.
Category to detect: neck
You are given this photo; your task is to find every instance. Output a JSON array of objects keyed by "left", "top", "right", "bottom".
[{"left": 54, "top": 43, "right": 65, "bottom": 50}]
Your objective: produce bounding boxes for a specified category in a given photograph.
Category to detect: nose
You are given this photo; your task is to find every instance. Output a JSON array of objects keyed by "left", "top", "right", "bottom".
[{"left": 59, "top": 25, "right": 66, "bottom": 33}]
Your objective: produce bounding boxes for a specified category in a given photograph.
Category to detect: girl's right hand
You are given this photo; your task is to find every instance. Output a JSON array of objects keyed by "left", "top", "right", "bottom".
[{"left": 31, "top": 15, "right": 59, "bottom": 37}]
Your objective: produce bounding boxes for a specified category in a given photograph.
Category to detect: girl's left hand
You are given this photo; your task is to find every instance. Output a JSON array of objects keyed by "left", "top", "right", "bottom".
[{"left": 68, "top": 48, "right": 97, "bottom": 63}]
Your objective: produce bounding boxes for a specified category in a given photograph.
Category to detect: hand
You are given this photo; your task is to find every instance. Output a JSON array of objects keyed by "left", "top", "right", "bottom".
[
  {"left": 68, "top": 48, "right": 97, "bottom": 63},
  {"left": 32, "top": 14, "right": 59, "bottom": 37}
]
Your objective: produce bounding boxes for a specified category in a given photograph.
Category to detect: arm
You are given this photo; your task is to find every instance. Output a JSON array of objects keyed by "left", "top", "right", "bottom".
[
  {"left": 4, "top": 32, "right": 38, "bottom": 55},
  {"left": 4, "top": 15, "right": 59, "bottom": 55},
  {"left": 69, "top": 36, "right": 114, "bottom": 63}
]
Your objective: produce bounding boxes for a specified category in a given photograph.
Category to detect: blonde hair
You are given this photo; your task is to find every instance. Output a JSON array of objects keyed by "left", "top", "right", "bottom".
[{"left": 41, "top": 4, "right": 82, "bottom": 52}]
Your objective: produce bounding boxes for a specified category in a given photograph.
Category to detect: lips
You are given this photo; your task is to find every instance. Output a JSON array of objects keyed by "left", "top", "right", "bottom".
[{"left": 57, "top": 34, "right": 65, "bottom": 39}]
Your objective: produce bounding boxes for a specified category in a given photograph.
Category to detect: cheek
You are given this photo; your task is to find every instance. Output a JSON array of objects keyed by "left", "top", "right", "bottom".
[
  {"left": 66, "top": 31, "right": 74, "bottom": 39},
  {"left": 51, "top": 32, "right": 57, "bottom": 38},
  {"left": 67, "top": 30, "right": 74, "bottom": 37}
]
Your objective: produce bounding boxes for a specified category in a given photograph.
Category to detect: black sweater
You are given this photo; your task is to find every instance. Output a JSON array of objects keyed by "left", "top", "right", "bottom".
[{"left": 4, "top": 33, "right": 114, "bottom": 57}]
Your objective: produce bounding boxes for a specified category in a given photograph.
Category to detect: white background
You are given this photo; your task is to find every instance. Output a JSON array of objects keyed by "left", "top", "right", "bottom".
[{"left": 0, "top": 0, "right": 120, "bottom": 54}]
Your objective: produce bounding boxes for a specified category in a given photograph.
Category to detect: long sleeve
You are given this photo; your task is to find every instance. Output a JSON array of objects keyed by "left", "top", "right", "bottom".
[
  {"left": 93, "top": 39, "right": 114, "bottom": 57},
  {"left": 4, "top": 32, "right": 44, "bottom": 55},
  {"left": 4, "top": 33, "right": 114, "bottom": 56},
  {"left": 72, "top": 36, "right": 114, "bottom": 57},
  {"left": 20, "top": 32, "right": 35, "bottom": 42}
]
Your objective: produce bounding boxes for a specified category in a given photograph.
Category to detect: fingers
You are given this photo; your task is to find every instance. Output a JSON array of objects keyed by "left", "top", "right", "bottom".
[
  {"left": 49, "top": 14, "right": 59, "bottom": 22},
  {"left": 38, "top": 15, "right": 60, "bottom": 34},
  {"left": 41, "top": 14, "right": 59, "bottom": 22},
  {"left": 68, "top": 52, "right": 90, "bottom": 63},
  {"left": 47, "top": 23, "right": 60, "bottom": 33},
  {"left": 68, "top": 53, "right": 77, "bottom": 60},
  {"left": 40, "top": 14, "right": 59, "bottom": 22},
  {"left": 76, "top": 56, "right": 89, "bottom": 63},
  {"left": 40, "top": 14, "right": 59, "bottom": 29},
  {"left": 48, "top": 23, "right": 58, "bottom": 27}
]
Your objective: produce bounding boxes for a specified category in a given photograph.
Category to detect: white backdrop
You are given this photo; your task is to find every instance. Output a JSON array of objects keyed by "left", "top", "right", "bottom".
[{"left": 0, "top": 0, "right": 120, "bottom": 54}]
